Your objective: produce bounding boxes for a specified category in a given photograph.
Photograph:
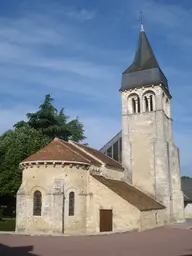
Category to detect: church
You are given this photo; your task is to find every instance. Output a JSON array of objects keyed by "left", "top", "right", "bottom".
[{"left": 16, "top": 25, "right": 185, "bottom": 235}]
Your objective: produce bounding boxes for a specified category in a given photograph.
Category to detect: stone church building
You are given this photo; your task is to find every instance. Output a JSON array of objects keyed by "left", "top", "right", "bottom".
[{"left": 16, "top": 25, "right": 185, "bottom": 235}]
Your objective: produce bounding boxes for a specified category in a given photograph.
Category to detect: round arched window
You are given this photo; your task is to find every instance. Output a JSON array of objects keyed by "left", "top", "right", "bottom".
[
  {"left": 69, "top": 192, "right": 75, "bottom": 216},
  {"left": 33, "top": 190, "right": 42, "bottom": 216}
]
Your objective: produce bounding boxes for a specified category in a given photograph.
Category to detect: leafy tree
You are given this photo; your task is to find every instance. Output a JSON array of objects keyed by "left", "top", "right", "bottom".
[
  {"left": 0, "top": 126, "right": 51, "bottom": 196},
  {"left": 0, "top": 94, "right": 86, "bottom": 197},
  {"left": 67, "top": 118, "right": 85, "bottom": 142},
  {"left": 14, "top": 94, "right": 86, "bottom": 142},
  {"left": 181, "top": 176, "right": 192, "bottom": 180},
  {"left": 26, "top": 94, "right": 57, "bottom": 132}
]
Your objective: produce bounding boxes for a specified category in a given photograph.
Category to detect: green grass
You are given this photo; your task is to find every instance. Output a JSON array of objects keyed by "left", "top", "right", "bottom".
[{"left": 0, "top": 218, "right": 15, "bottom": 231}]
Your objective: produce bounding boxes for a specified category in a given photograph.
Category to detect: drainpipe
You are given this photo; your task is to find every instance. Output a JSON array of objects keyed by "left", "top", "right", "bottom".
[{"left": 62, "top": 191, "right": 65, "bottom": 234}]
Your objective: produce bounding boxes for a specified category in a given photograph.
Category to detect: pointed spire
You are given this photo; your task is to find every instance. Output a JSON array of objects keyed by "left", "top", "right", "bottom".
[
  {"left": 140, "top": 23, "right": 144, "bottom": 32},
  {"left": 127, "top": 27, "right": 159, "bottom": 73},
  {"left": 120, "top": 26, "right": 169, "bottom": 91}
]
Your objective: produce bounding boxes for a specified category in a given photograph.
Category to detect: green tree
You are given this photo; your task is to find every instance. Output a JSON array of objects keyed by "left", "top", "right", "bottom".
[
  {"left": 67, "top": 118, "right": 85, "bottom": 142},
  {"left": 181, "top": 176, "right": 192, "bottom": 180},
  {"left": 0, "top": 126, "right": 51, "bottom": 196},
  {"left": 14, "top": 94, "right": 86, "bottom": 142},
  {"left": 0, "top": 94, "right": 86, "bottom": 197},
  {"left": 26, "top": 94, "right": 57, "bottom": 132}
]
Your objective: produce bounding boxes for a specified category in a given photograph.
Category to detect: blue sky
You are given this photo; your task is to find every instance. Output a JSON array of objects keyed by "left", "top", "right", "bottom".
[{"left": 0, "top": 0, "right": 192, "bottom": 176}]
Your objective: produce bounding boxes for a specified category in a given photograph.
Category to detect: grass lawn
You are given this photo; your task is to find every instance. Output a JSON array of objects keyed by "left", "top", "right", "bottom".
[{"left": 0, "top": 218, "right": 15, "bottom": 231}]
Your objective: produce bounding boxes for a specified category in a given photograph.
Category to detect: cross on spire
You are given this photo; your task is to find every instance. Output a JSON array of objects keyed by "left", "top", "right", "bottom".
[
  {"left": 139, "top": 11, "right": 144, "bottom": 31},
  {"left": 120, "top": 17, "right": 169, "bottom": 92}
]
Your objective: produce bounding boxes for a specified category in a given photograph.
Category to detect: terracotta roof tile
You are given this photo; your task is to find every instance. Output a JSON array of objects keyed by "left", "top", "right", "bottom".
[
  {"left": 22, "top": 139, "right": 91, "bottom": 164},
  {"left": 92, "top": 175, "right": 165, "bottom": 211},
  {"left": 59, "top": 140, "right": 101, "bottom": 166},
  {"left": 72, "top": 142, "right": 123, "bottom": 170},
  {"left": 22, "top": 138, "right": 124, "bottom": 171}
]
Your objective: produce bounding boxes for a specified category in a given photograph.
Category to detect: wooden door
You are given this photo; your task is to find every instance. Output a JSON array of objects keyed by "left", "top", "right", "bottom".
[{"left": 100, "top": 209, "right": 113, "bottom": 232}]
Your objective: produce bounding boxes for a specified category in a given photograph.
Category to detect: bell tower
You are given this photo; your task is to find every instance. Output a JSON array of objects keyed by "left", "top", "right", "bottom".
[{"left": 120, "top": 24, "right": 184, "bottom": 222}]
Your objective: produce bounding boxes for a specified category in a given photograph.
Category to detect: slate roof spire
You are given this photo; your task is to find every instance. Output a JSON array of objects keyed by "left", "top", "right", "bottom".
[
  {"left": 120, "top": 25, "right": 169, "bottom": 92},
  {"left": 127, "top": 23, "right": 159, "bottom": 73},
  {"left": 140, "top": 23, "right": 144, "bottom": 32}
]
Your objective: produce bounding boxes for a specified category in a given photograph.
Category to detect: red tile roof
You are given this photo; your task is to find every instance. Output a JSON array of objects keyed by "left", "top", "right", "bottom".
[
  {"left": 71, "top": 141, "right": 123, "bottom": 170},
  {"left": 22, "top": 139, "right": 163, "bottom": 211},
  {"left": 60, "top": 140, "right": 100, "bottom": 166},
  {"left": 22, "top": 138, "right": 123, "bottom": 170},
  {"left": 92, "top": 175, "right": 165, "bottom": 211},
  {"left": 22, "top": 138, "right": 91, "bottom": 164}
]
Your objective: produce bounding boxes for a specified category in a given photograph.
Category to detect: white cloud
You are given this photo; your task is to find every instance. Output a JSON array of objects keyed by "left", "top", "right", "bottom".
[
  {"left": 128, "top": 0, "right": 191, "bottom": 29},
  {"left": 0, "top": 0, "right": 192, "bottom": 177},
  {"left": 37, "top": 59, "right": 119, "bottom": 79},
  {"left": 0, "top": 7, "right": 125, "bottom": 100},
  {"left": 0, "top": 103, "right": 121, "bottom": 152},
  {"left": 0, "top": 105, "right": 35, "bottom": 134},
  {"left": 67, "top": 110, "right": 121, "bottom": 149},
  {"left": 126, "top": 0, "right": 192, "bottom": 52},
  {"left": 0, "top": 5, "right": 133, "bottom": 112},
  {"left": 66, "top": 8, "right": 96, "bottom": 21},
  {"left": 0, "top": 16, "right": 73, "bottom": 47}
]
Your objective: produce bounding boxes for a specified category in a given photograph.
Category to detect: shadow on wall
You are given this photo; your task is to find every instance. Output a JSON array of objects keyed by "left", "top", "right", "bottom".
[{"left": 0, "top": 244, "right": 38, "bottom": 256}]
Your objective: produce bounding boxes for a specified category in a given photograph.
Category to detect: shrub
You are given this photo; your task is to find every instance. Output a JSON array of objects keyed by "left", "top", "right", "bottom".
[{"left": 0, "top": 218, "right": 16, "bottom": 231}]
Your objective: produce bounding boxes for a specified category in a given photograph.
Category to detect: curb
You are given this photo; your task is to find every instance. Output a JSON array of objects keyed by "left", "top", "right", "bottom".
[{"left": 0, "top": 229, "right": 136, "bottom": 237}]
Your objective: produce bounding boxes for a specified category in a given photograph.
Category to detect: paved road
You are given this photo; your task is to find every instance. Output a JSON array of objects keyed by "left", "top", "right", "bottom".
[{"left": 0, "top": 227, "right": 192, "bottom": 256}]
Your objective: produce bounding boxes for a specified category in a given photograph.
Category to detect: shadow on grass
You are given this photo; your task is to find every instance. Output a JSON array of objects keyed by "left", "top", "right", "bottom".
[{"left": 0, "top": 243, "right": 38, "bottom": 256}]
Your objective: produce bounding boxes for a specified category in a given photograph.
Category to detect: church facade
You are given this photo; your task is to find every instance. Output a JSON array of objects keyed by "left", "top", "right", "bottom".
[{"left": 16, "top": 25, "right": 185, "bottom": 235}]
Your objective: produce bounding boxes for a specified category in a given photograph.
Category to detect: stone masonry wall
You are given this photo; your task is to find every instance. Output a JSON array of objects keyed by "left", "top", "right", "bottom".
[
  {"left": 86, "top": 175, "right": 141, "bottom": 233},
  {"left": 168, "top": 143, "right": 185, "bottom": 222},
  {"left": 140, "top": 209, "right": 168, "bottom": 230},
  {"left": 16, "top": 164, "right": 89, "bottom": 234},
  {"left": 101, "top": 166, "right": 124, "bottom": 181},
  {"left": 121, "top": 84, "right": 184, "bottom": 224}
]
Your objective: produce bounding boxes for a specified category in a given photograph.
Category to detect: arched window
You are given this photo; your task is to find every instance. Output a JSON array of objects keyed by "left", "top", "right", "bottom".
[
  {"left": 155, "top": 212, "right": 158, "bottom": 224},
  {"left": 69, "top": 192, "right": 75, "bottom": 216},
  {"left": 128, "top": 94, "right": 140, "bottom": 114},
  {"left": 138, "top": 98, "right": 141, "bottom": 113},
  {"left": 165, "top": 97, "right": 170, "bottom": 117},
  {"left": 149, "top": 95, "right": 153, "bottom": 111},
  {"left": 143, "top": 91, "right": 155, "bottom": 112},
  {"left": 144, "top": 96, "right": 149, "bottom": 112},
  {"left": 33, "top": 190, "right": 42, "bottom": 216},
  {"left": 132, "top": 98, "right": 136, "bottom": 113},
  {"left": 162, "top": 92, "right": 165, "bottom": 112}
]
